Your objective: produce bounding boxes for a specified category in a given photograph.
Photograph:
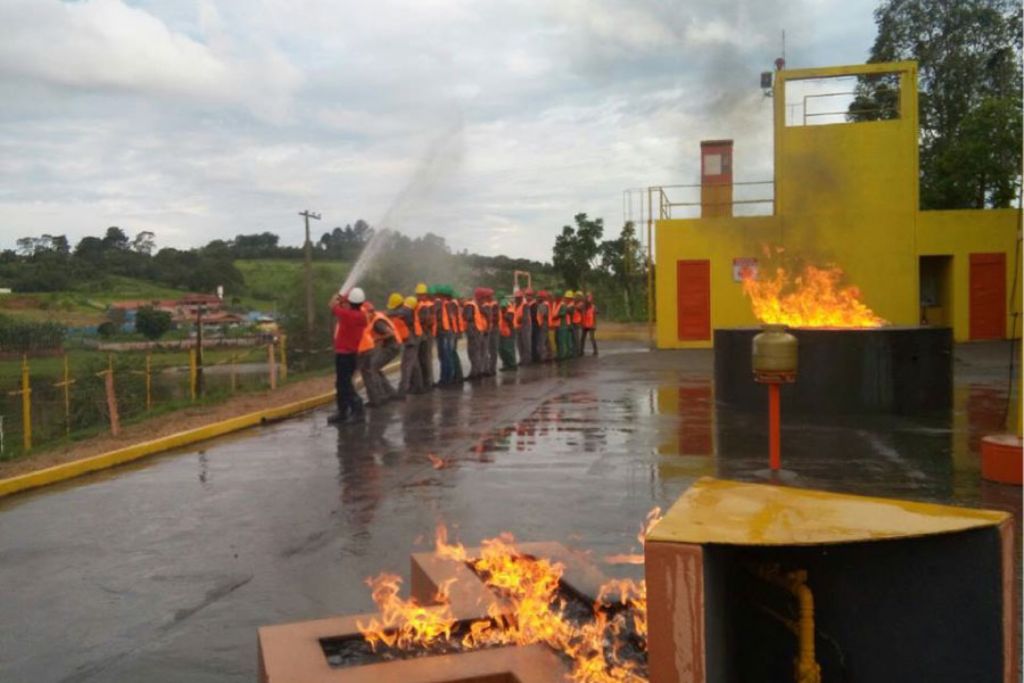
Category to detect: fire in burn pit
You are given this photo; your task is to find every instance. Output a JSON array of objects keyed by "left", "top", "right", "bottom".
[
  {"left": 741, "top": 263, "right": 885, "bottom": 329},
  {"left": 356, "top": 524, "right": 649, "bottom": 682}
]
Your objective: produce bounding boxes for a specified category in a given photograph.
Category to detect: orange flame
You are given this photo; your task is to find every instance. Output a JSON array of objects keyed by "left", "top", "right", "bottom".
[
  {"left": 359, "top": 524, "right": 649, "bottom": 682},
  {"left": 355, "top": 573, "right": 457, "bottom": 651},
  {"left": 742, "top": 264, "right": 885, "bottom": 328}
]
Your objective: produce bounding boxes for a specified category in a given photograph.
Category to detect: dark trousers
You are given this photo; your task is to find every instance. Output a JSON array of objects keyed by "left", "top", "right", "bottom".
[
  {"left": 418, "top": 337, "right": 434, "bottom": 387},
  {"left": 335, "top": 353, "right": 363, "bottom": 417},
  {"left": 499, "top": 335, "right": 517, "bottom": 369},
  {"left": 581, "top": 328, "right": 598, "bottom": 355},
  {"left": 437, "top": 332, "right": 454, "bottom": 384}
]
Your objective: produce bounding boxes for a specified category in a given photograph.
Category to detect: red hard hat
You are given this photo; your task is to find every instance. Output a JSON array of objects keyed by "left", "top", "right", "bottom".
[
  {"left": 524, "top": 287, "right": 535, "bottom": 296},
  {"left": 474, "top": 287, "right": 487, "bottom": 299}
]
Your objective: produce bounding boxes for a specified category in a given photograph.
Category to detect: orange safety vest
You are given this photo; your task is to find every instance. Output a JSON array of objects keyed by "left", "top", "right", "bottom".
[
  {"left": 388, "top": 310, "right": 411, "bottom": 341},
  {"left": 513, "top": 301, "right": 527, "bottom": 328},
  {"left": 370, "top": 313, "right": 401, "bottom": 344},
  {"left": 572, "top": 304, "right": 582, "bottom": 325},
  {"left": 584, "top": 304, "right": 596, "bottom": 329},
  {"left": 438, "top": 299, "right": 451, "bottom": 332},
  {"left": 415, "top": 299, "right": 436, "bottom": 337},
  {"left": 482, "top": 301, "right": 496, "bottom": 327},
  {"left": 411, "top": 306, "right": 423, "bottom": 337},
  {"left": 499, "top": 305, "right": 513, "bottom": 337},
  {"left": 549, "top": 301, "right": 562, "bottom": 327},
  {"left": 358, "top": 311, "right": 376, "bottom": 353},
  {"left": 456, "top": 302, "right": 467, "bottom": 333},
  {"left": 464, "top": 300, "right": 488, "bottom": 333}
]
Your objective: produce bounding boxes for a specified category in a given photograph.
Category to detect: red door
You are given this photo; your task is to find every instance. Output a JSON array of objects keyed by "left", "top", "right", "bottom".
[
  {"left": 969, "top": 253, "right": 1005, "bottom": 340},
  {"left": 677, "top": 260, "right": 710, "bottom": 341}
]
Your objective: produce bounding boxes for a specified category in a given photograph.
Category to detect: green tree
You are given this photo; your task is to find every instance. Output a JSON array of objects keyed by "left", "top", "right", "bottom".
[
  {"left": 135, "top": 306, "right": 173, "bottom": 340},
  {"left": 131, "top": 231, "right": 156, "bottom": 255},
  {"left": 552, "top": 213, "right": 604, "bottom": 290},
  {"left": 102, "top": 226, "right": 130, "bottom": 251},
  {"left": 850, "top": 0, "right": 1022, "bottom": 208},
  {"left": 599, "top": 221, "right": 646, "bottom": 320}
]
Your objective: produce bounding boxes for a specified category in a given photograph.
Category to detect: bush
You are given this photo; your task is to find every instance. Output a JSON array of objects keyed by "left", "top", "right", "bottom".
[
  {"left": 97, "top": 321, "right": 116, "bottom": 339},
  {"left": 135, "top": 306, "right": 172, "bottom": 340},
  {"left": 0, "top": 315, "right": 65, "bottom": 351}
]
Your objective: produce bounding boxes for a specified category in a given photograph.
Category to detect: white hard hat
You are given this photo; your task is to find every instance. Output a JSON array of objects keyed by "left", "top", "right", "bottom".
[{"left": 347, "top": 287, "right": 366, "bottom": 304}]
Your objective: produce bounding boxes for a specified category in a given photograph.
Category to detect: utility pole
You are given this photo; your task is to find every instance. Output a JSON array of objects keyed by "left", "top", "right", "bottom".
[
  {"left": 299, "top": 210, "right": 322, "bottom": 348},
  {"left": 195, "top": 304, "right": 205, "bottom": 397}
]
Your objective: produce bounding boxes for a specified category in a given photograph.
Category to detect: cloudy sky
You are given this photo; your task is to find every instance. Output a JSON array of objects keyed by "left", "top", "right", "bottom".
[{"left": 0, "top": 0, "right": 879, "bottom": 261}]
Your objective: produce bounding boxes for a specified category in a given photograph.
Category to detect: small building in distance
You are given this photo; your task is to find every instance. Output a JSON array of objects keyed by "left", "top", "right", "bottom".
[{"left": 652, "top": 60, "right": 1021, "bottom": 348}]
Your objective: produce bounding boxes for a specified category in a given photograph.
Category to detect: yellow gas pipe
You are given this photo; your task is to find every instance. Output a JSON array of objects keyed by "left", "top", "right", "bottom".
[{"left": 755, "top": 565, "right": 822, "bottom": 683}]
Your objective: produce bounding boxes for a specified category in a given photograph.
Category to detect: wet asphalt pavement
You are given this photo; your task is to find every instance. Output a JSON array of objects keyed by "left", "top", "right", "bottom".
[{"left": 0, "top": 341, "right": 1018, "bottom": 682}]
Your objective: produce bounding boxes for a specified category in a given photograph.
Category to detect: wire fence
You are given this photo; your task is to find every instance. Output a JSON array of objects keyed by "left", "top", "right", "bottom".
[{"left": 0, "top": 336, "right": 336, "bottom": 462}]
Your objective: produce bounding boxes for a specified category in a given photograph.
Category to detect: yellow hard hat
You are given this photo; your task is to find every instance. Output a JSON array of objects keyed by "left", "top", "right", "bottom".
[
  {"left": 415, "top": 282, "right": 428, "bottom": 295},
  {"left": 564, "top": 289, "right": 574, "bottom": 298},
  {"left": 404, "top": 295, "right": 418, "bottom": 308},
  {"left": 387, "top": 292, "right": 404, "bottom": 309}
]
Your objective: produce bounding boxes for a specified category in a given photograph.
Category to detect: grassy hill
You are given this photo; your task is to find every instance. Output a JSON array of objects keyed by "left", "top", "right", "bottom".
[
  {"left": 235, "top": 259, "right": 350, "bottom": 303},
  {"left": 0, "top": 276, "right": 195, "bottom": 326}
]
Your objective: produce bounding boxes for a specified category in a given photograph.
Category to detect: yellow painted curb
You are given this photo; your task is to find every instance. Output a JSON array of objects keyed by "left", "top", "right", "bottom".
[
  {"left": 0, "top": 390, "right": 337, "bottom": 500},
  {"left": 0, "top": 360, "right": 402, "bottom": 500}
]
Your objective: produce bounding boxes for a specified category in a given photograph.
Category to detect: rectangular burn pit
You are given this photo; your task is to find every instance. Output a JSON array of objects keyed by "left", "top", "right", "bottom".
[
  {"left": 259, "top": 542, "right": 639, "bottom": 683},
  {"left": 714, "top": 326, "right": 952, "bottom": 415}
]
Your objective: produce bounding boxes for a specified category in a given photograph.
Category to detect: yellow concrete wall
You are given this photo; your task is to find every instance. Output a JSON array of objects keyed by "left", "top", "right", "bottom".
[
  {"left": 655, "top": 216, "right": 780, "bottom": 348},
  {"left": 916, "top": 208, "right": 1021, "bottom": 341},
  {"left": 772, "top": 62, "right": 921, "bottom": 329}
]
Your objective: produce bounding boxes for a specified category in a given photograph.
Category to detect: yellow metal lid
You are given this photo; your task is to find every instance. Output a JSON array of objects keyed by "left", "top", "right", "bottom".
[{"left": 647, "top": 477, "right": 1009, "bottom": 547}]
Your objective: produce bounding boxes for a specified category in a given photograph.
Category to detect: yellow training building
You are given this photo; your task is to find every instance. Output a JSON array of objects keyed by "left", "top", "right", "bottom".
[{"left": 653, "top": 60, "right": 1021, "bottom": 348}]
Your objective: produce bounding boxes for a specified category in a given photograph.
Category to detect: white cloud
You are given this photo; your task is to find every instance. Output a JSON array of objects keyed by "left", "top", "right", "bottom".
[{"left": 0, "top": 0, "right": 880, "bottom": 261}]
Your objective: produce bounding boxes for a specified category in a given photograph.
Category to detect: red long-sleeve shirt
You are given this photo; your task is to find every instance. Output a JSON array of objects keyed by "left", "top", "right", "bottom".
[{"left": 332, "top": 304, "right": 368, "bottom": 353}]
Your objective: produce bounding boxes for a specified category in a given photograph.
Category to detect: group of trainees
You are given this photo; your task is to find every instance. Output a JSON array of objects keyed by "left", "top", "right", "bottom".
[{"left": 327, "top": 283, "right": 598, "bottom": 423}]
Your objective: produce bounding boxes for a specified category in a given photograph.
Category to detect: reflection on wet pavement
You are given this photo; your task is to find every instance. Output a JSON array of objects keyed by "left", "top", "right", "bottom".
[{"left": 0, "top": 341, "right": 1017, "bottom": 682}]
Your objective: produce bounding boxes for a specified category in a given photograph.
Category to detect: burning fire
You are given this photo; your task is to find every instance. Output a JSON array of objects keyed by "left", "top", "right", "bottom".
[
  {"left": 741, "top": 264, "right": 885, "bottom": 328},
  {"left": 356, "top": 574, "right": 457, "bottom": 650},
  {"left": 359, "top": 523, "right": 652, "bottom": 682}
]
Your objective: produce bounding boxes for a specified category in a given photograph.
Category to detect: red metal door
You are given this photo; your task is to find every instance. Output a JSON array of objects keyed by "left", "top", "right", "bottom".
[
  {"left": 677, "top": 260, "right": 710, "bottom": 341},
  {"left": 969, "top": 253, "right": 1005, "bottom": 340}
]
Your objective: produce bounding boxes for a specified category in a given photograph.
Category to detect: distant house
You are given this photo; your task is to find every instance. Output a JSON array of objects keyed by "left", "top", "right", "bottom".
[{"left": 108, "top": 293, "right": 225, "bottom": 326}]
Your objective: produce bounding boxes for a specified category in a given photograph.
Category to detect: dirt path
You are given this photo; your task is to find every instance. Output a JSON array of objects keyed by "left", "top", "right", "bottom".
[{"left": 0, "top": 373, "right": 336, "bottom": 480}]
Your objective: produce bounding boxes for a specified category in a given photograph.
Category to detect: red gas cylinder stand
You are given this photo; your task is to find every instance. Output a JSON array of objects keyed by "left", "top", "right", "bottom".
[{"left": 755, "top": 370, "right": 796, "bottom": 471}]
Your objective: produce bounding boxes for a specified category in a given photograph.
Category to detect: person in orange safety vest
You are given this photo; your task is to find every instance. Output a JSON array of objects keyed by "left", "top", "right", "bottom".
[
  {"left": 498, "top": 296, "right": 518, "bottom": 370},
  {"left": 414, "top": 283, "right": 436, "bottom": 390},
  {"left": 515, "top": 288, "right": 533, "bottom": 365},
  {"left": 388, "top": 293, "right": 423, "bottom": 397},
  {"left": 481, "top": 288, "right": 499, "bottom": 376},
  {"left": 580, "top": 293, "right": 598, "bottom": 356},
  {"left": 463, "top": 288, "right": 488, "bottom": 379},
  {"left": 357, "top": 301, "right": 400, "bottom": 406},
  {"left": 571, "top": 291, "right": 584, "bottom": 357}
]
